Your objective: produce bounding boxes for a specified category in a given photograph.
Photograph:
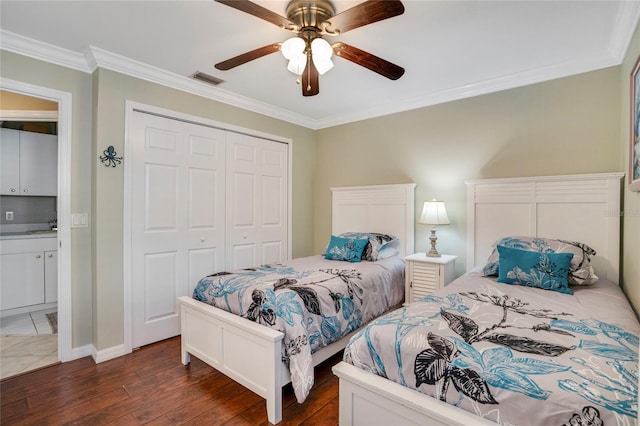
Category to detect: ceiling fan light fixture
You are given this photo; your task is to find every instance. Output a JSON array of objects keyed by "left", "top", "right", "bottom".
[
  {"left": 310, "top": 37, "right": 332, "bottom": 60},
  {"left": 281, "top": 36, "right": 305, "bottom": 60},
  {"left": 313, "top": 57, "right": 334, "bottom": 75},
  {"left": 310, "top": 37, "right": 333, "bottom": 75},
  {"left": 287, "top": 53, "right": 307, "bottom": 75}
]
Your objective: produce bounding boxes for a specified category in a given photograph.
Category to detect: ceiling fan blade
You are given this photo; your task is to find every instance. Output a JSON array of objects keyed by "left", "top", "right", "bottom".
[
  {"left": 332, "top": 42, "right": 404, "bottom": 80},
  {"left": 321, "top": 0, "right": 404, "bottom": 35},
  {"left": 215, "top": 0, "right": 296, "bottom": 30},
  {"left": 215, "top": 43, "right": 281, "bottom": 71},
  {"left": 302, "top": 57, "right": 319, "bottom": 96}
]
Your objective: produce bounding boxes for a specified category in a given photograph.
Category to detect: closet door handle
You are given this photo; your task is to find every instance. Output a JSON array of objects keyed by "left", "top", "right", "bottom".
[
  {"left": 36, "top": 255, "right": 41, "bottom": 259},
  {"left": 48, "top": 254, "right": 54, "bottom": 258}
]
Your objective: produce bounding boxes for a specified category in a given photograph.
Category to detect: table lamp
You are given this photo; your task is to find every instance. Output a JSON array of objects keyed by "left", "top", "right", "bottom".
[{"left": 418, "top": 200, "right": 450, "bottom": 257}]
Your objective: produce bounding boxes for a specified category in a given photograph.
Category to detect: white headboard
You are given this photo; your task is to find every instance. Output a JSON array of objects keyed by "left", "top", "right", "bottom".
[
  {"left": 466, "top": 173, "right": 624, "bottom": 284},
  {"left": 331, "top": 184, "right": 416, "bottom": 257}
]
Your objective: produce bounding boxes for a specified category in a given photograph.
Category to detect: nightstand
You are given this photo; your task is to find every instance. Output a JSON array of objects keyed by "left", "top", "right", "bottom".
[{"left": 404, "top": 253, "right": 457, "bottom": 303}]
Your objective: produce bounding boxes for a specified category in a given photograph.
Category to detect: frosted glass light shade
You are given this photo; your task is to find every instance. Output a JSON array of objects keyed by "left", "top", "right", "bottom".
[
  {"left": 311, "top": 38, "right": 333, "bottom": 59},
  {"left": 418, "top": 200, "right": 450, "bottom": 225},
  {"left": 287, "top": 53, "right": 307, "bottom": 75},
  {"left": 281, "top": 37, "right": 305, "bottom": 60},
  {"left": 313, "top": 57, "right": 334, "bottom": 75}
]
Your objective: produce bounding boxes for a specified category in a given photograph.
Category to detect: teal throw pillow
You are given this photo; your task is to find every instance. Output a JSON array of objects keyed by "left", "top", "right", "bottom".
[
  {"left": 497, "top": 245, "right": 574, "bottom": 294},
  {"left": 325, "top": 235, "right": 368, "bottom": 263}
]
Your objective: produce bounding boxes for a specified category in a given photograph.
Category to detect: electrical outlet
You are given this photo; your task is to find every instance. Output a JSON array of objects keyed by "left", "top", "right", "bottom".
[{"left": 5, "top": 211, "right": 14, "bottom": 221}]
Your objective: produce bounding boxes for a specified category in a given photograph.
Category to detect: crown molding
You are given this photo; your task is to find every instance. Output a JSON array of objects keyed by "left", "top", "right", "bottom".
[
  {"left": 315, "top": 52, "right": 620, "bottom": 129},
  {"left": 86, "top": 47, "right": 317, "bottom": 129},
  {"left": 0, "top": 30, "right": 91, "bottom": 73},
  {"left": 608, "top": 1, "right": 640, "bottom": 62}
]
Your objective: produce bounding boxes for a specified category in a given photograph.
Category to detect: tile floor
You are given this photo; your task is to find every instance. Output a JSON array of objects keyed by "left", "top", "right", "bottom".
[{"left": 0, "top": 308, "right": 58, "bottom": 380}]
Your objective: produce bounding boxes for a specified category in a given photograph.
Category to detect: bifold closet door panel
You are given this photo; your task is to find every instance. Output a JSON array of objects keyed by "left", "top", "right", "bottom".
[
  {"left": 130, "top": 111, "right": 226, "bottom": 347},
  {"left": 226, "top": 132, "right": 288, "bottom": 270}
]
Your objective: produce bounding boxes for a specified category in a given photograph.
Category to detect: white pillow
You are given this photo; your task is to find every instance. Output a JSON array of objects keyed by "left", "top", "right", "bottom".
[{"left": 376, "top": 246, "right": 399, "bottom": 260}]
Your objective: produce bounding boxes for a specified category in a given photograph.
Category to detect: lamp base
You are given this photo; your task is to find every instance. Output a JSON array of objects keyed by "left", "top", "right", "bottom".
[{"left": 426, "top": 228, "right": 441, "bottom": 257}]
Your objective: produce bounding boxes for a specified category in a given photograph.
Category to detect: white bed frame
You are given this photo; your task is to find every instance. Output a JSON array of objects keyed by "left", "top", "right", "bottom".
[
  {"left": 178, "top": 183, "right": 415, "bottom": 424},
  {"left": 333, "top": 173, "right": 624, "bottom": 426}
]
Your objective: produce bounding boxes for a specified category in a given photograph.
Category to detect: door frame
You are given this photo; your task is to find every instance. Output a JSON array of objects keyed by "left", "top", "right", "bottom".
[
  {"left": 0, "top": 78, "right": 73, "bottom": 362},
  {"left": 123, "top": 101, "right": 292, "bottom": 353}
]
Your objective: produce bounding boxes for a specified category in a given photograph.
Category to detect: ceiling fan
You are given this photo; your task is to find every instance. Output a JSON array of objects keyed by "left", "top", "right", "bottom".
[{"left": 214, "top": 0, "right": 405, "bottom": 96}]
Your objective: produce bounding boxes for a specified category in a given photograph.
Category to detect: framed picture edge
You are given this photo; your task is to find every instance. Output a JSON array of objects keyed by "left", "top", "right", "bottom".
[{"left": 630, "top": 54, "right": 640, "bottom": 192}]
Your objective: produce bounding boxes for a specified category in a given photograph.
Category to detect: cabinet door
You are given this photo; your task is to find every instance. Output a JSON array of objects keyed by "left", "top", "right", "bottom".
[
  {"left": 45, "top": 251, "right": 58, "bottom": 303},
  {"left": 409, "top": 262, "right": 439, "bottom": 302},
  {"left": 19, "top": 131, "right": 58, "bottom": 196},
  {"left": 0, "top": 252, "right": 45, "bottom": 310},
  {"left": 0, "top": 128, "right": 20, "bottom": 195}
]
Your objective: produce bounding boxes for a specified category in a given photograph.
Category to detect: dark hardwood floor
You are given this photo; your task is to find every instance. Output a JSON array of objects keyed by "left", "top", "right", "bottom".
[{"left": 0, "top": 337, "right": 341, "bottom": 425}]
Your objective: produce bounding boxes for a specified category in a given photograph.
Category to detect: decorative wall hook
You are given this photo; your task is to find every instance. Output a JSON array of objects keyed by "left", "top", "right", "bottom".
[{"left": 100, "top": 146, "right": 123, "bottom": 167}]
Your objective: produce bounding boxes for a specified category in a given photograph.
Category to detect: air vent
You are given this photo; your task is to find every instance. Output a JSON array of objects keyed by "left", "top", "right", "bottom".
[{"left": 191, "top": 71, "right": 224, "bottom": 86}]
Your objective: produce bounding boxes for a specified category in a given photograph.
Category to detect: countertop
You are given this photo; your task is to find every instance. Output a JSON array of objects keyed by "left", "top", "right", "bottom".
[{"left": 0, "top": 231, "right": 57, "bottom": 240}]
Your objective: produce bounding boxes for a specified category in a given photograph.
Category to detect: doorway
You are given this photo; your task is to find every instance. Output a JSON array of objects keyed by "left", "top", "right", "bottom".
[
  {"left": 0, "top": 119, "right": 59, "bottom": 378},
  {"left": 0, "top": 80, "right": 73, "bottom": 367}
]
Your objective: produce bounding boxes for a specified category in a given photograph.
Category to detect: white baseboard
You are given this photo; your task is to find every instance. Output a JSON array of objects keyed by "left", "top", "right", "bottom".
[
  {"left": 70, "top": 344, "right": 93, "bottom": 360},
  {"left": 91, "top": 344, "right": 128, "bottom": 363}
]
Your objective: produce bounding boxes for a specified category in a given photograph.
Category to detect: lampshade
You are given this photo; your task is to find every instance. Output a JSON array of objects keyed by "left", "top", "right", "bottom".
[
  {"left": 418, "top": 200, "right": 450, "bottom": 226},
  {"left": 281, "top": 37, "right": 305, "bottom": 60},
  {"left": 313, "top": 57, "right": 334, "bottom": 75},
  {"left": 310, "top": 37, "right": 333, "bottom": 75},
  {"left": 287, "top": 53, "right": 307, "bottom": 75}
]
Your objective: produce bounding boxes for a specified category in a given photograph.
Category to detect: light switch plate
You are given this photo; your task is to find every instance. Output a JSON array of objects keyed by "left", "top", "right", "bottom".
[{"left": 71, "top": 213, "right": 89, "bottom": 228}]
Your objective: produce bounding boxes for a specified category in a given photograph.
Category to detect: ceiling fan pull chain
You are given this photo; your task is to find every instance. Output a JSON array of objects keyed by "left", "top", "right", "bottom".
[{"left": 306, "top": 54, "right": 311, "bottom": 91}]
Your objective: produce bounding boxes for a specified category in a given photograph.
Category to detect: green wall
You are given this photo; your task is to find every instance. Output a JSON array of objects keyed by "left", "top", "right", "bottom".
[
  {"left": 1, "top": 50, "right": 94, "bottom": 349},
  {"left": 620, "top": 23, "right": 640, "bottom": 315},
  {"left": 316, "top": 67, "right": 622, "bottom": 278}
]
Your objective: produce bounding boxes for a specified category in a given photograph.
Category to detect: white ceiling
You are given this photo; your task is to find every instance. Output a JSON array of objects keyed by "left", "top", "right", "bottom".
[{"left": 1, "top": 1, "right": 639, "bottom": 129}]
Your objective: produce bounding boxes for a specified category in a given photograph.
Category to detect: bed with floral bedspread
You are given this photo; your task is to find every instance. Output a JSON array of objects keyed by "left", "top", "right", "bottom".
[
  {"left": 192, "top": 254, "right": 405, "bottom": 404},
  {"left": 344, "top": 271, "right": 639, "bottom": 425}
]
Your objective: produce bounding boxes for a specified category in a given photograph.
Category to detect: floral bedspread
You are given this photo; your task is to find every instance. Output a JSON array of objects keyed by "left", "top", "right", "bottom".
[
  {"left": 344, "top": 272, "right": 639, "bottom": 425},
  {"left": 192, "top": 255, "right": 405, "bottom": 403}
]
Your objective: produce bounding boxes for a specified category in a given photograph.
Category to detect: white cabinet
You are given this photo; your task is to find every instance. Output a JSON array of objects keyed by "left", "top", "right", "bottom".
[
  {"left": 405, "top": 253, "right": 457, "bottom": 303},
  {"left": 0, "top": 128, "right": 20, "bottom": 194},
  {"left": 45, "top": 250, "right": 58, "bottom": 303},
  {"left": 0, "top": 237, "right": 57, "bottom": 311},
  {"left": 0, "top": 252, "right": 45, "bottom": 310},
  {"left": 0, "top": 128, "right": 58, "bottom": 196}
]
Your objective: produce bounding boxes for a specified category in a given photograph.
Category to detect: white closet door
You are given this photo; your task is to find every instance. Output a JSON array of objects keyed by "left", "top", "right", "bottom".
[
  {"left": 131, "top": 112, "right": 226, "bottom": 348},
  {"left": 226, "top": 132, "right": 288, "bottom": 270}
]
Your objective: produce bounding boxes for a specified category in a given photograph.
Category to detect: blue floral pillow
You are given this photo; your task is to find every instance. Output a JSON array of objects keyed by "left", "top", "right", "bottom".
[
  {"left": 483, "top": 236, "right": 598, "bottom": 285},
  {"left": 322, "top": 232, "right": 399, "bottom": 261},
  {"left": 324, "top": 235, "right": 368, "bottom": 263},
  {"left": 497, "top": 245, "right": 574, "bottom": 294}
]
